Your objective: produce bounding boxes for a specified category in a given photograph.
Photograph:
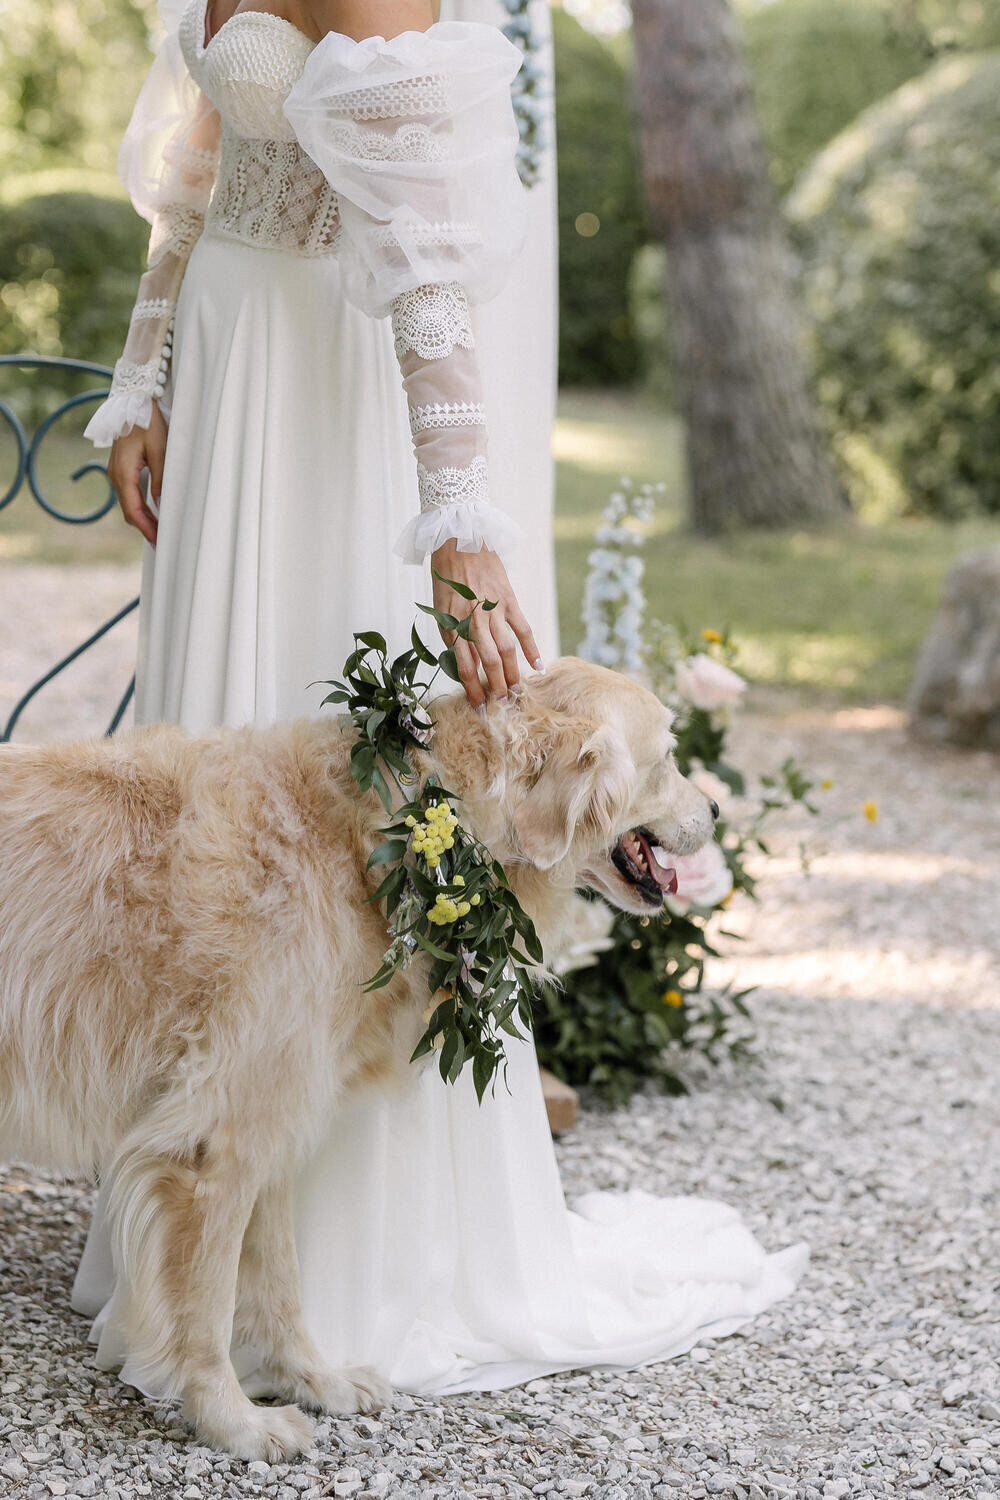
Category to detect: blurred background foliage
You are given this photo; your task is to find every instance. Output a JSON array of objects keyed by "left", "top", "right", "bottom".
[{"left": 788, "top": 51, "right": 1000, "bottom": 520}]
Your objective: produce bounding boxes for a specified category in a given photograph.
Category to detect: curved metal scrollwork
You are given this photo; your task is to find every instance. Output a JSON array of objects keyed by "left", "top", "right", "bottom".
[{"left": 0, "top": 355, "right": 139, "bottom": 742}]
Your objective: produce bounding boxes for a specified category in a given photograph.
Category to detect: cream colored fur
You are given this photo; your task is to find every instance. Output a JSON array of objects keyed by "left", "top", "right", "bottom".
[{"left": 0, "top": 658, "right": 714, "bottom": 1458}]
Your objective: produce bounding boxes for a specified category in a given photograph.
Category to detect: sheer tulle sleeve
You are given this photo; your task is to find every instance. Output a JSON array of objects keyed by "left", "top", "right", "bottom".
[
  {"left": 85, "top": 2, "right": 220, "bottom": 446},
  {"left": 282, "top": 22, "right": 529, "bottom": 564}
]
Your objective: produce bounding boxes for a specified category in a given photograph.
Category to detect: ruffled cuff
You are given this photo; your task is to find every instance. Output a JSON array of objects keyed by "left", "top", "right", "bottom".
[
  {"left": 393, "top": 499, "right": 527, "bottom": 566},
  {"left": 83, "top": 391, "right": 155, "bottom": 447}
]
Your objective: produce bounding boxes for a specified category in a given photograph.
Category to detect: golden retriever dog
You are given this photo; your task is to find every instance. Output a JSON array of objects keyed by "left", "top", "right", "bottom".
[{"left": 0, "top": 657, "right": 716, "bottom": 1459}]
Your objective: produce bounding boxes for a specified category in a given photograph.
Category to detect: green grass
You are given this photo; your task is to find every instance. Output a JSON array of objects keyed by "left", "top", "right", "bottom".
[
  {"left": 555, "top": 388, "right": 1000, "bottom": 705},
  {"left": 5, "top": 389, "right": 998, "bottom": 706}
]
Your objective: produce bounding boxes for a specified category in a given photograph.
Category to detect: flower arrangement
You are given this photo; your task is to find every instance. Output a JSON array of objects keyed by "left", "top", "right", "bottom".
[
  {"left": 318, "top": 580, "right": 543, "bottom": 1102},
  {"left": 497, "top": 0, "right": 548, "bottom": 189},
  {"left": 533, "top": 484, "right": 821, "bottom": 1105},
  {"left": 578, "top": 477, "right": 664, "bottom": 673}
]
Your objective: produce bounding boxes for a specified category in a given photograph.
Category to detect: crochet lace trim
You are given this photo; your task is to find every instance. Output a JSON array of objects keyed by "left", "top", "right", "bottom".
[
  {"left": 334, "top": 76, "right": 450, "bottom": 121},
  {"left": 416, "top": 455, "right": 489, "bottom": 512},
  {"left": 390, "top": 282, "right": 475, "bottom": 362},
  {"left": 409, "top": 401, "right": 486, "bottom": 435},
  {"left": 329, "top": 118, "right": 449, "bottom": 164}
]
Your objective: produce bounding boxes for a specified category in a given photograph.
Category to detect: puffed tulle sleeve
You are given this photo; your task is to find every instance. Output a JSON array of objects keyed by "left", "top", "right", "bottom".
[
  {"left": 282, "top": 22, "right": 529, "bottom": 565},
  {"left": 84, "top": 0, "right": 220, "bottom": 445}
]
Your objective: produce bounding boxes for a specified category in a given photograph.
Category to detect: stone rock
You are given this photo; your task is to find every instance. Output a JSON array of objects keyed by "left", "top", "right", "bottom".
[{"left": 908, "top": 546, "right": 1000, "bottom": 747}]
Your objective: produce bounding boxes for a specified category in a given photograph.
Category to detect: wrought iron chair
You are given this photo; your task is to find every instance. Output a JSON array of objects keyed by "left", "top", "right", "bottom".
[{"left": 0, "top": 355, "right": 138, "bottom": 741}]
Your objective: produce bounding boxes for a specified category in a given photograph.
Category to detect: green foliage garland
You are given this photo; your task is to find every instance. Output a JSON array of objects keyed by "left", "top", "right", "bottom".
[{"left": 317, "top": 579, "right": 543, "bottom": 1103}]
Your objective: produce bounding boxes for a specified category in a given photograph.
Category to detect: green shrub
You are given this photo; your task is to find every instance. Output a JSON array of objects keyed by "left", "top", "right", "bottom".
[
  {"left": 788, "top": 52, "right": 1000, "bottom": 519},
  {"left": 741, "top": 0, "right": 931, "bottom": 193},
  {"left": 0, "top": 185, "right": 147, "bottom": 366},
  {"left": 626, "top": 242, "right": 673, "bottom": 404},
  {"left": 553, "top": 8, "right": 644, "bottom": 386}
]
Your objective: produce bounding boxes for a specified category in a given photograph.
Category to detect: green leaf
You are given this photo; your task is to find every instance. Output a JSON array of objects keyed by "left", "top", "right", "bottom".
[
  {"left": 414, "top": 929, "right": 456, "bottom": 963},
  {"left": 410, "top": 623, "right": 439, "bottom": 666},
  {"left": 416, "top": 602, "right": 462, "bottom": 632},
  {"left": 431, "top": 569, "right": 478, "bottom": 601},
  {"left": 473, "top": 1048, "right": 495, "bottom": 1101},
  {"left": 356, "top": 630, "right": 388, "bottom": 653},
  {"left": 365, "top": 839, "right": 408, "bottom": 872},
  {"left": 364, "top": 863, "right": 408, "bottom": 904},
  {"left": 361, "top": 963, "right": 397, "bottom": 992},
  {"left": 439, "top": 1029, "right": 460, "bottom": 1082},
  {"left": 437, "top": 649, "right": 461, "bottom": 683},
  {"left": 410, "top": 1032, "right": 433, "bottom": 1062},
  {"left": 480, "top": 950, "right": 508, "bottom": 995},
  {"left": 371, "top": 765, "right": 394, "bottom": 813}
]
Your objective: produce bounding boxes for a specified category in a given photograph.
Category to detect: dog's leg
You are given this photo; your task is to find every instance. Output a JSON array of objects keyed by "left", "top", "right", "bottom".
[
  {"left": 109, "top": 1145, "right": 314, "bottom": 1460},
  {"left": 234, "top": 1179, "right": 391, "bottom": 1415}
]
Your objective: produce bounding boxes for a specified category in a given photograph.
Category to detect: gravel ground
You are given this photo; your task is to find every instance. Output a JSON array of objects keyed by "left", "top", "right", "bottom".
[{"left": 1, "top": 565, "right": 999, "bottom": 1500}]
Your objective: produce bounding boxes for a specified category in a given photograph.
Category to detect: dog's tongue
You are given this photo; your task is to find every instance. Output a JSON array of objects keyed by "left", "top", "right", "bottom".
[{"left": 637, "top": 832, "right": 678, "bottom": 893}]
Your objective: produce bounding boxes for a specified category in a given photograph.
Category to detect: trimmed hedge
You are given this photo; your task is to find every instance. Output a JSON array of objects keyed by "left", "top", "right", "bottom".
[
  {"left": 0, "top": 184, "right": 146, "bottom": 366},
  {"left": 741, "top": 0, "right": 931, "bottom": 193},
  {"left": 788, "top": 52, "right": 1000, "bottom": 519},
  {"left": 553, "top": 8, "right": 644, "bottom": 386}
]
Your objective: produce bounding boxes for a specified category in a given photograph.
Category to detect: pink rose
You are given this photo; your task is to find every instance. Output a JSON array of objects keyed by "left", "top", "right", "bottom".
[
  {"left": 665, "top": 841, "right": 734, "bottom": 915},
  {"left": 676, "top": 653, "right": 747, "bottom": 712}
]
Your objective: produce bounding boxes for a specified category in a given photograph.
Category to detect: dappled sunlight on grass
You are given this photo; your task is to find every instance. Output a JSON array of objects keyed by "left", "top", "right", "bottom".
[{"left": 555, "top": 388, "right": 1000, "bottom": 702}]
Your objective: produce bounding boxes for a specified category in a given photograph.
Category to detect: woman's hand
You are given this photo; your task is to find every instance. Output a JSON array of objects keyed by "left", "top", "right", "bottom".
[
  {"left": 107, "top": 402, "right": 167, "bottom": 547},
  {"left": 431, "top": 540, "right": 543, "bottom": 709}
]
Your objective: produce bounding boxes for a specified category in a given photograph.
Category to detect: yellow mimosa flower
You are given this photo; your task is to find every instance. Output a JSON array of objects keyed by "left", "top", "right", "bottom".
[
  {"left": 863, "top": 800, "right": 878, "bottom": 823},
  {"left": 662, "top": 989, "right": 684, "bottom": 1007}
]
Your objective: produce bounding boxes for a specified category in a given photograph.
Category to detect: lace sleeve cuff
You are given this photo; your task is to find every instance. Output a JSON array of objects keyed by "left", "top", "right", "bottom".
[{"left": 393, "top": 499, "right": 527, "bottom": 565}]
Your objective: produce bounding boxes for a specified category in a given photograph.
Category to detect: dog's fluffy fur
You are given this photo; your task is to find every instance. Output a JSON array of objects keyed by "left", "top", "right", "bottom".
[{"left": 0, "top": 658, "right": 714, "bottom": 1458}]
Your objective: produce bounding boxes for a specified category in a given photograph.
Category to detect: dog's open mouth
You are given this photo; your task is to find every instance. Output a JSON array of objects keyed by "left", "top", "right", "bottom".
[{"left": 611, "top": 826, "right": 678, "bottom": 907}]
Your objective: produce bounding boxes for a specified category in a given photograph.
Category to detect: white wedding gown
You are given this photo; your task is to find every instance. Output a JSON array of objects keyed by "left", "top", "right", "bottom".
[{"left": 71, "top": 0, "right": 808, "bottom": 1399}]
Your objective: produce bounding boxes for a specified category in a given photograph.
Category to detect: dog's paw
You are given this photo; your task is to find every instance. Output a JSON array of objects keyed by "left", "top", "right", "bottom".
[
  {"left": 200, "top": 1400, "right": 314, "bottom": 1461},
  {"left": 292, "top": 1363, "right": 392, "bottom": 1416}
]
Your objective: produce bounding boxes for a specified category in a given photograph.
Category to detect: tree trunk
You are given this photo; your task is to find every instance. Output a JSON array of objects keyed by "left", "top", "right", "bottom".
[{"left": 630, "top": 0, "right": 848, "bottom": 533}]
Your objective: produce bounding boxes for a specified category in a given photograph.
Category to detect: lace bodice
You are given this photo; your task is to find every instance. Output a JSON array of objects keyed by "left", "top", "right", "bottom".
[
  {"left": 178, "top": 5, "right": 343, "bottom": 256},
  {"left": 85, "top": 0, "right": 530, "bottom": 567}
]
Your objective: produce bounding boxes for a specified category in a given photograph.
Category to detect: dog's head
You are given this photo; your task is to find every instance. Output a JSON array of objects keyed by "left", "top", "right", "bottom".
[{"left": 432, "top": 657, "right": 718, "bottom": 917}]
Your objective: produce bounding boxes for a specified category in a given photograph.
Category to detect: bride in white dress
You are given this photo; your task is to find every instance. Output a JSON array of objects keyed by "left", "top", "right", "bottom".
[{"left": 73, "top": 0, "right": 808, "bottom": 1406}]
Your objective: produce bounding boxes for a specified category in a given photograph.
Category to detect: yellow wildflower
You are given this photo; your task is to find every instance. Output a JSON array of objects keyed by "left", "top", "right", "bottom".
[
  {"left": 453, "top": 875, "right": 465, "bottom": 887},
  {"left": 701, "top": 627, "right": 722, "bottom": 644},
  {"left": 405, "top": 814, "right": 417, "bottom": 827},
  {"left": 863, "top": 800, "right": 878, "bottom": 823},
  {"left": 662, "top": 988, "right": 684, "bottom": 1007},
  {"left": 470, "top": 893, "right": 481, "bottom": 906},
  {"left": 821, "top": 778, "right": 834, "bottom": 791}
]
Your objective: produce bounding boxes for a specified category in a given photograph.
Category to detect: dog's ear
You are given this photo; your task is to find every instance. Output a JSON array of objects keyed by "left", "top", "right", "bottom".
[{"left": 512, "top": 722, "right": 636, "bottom": 871}]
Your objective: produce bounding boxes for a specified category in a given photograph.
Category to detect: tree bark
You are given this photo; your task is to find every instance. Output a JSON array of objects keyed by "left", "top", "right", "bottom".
[{"left": 630, "top": 0, "right": 848, "bottom": 532}]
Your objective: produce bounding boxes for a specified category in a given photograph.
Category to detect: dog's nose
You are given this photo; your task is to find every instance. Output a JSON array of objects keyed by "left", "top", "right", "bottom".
[{"left": 709, "top": 799, "right": 720, "bottom": 821}]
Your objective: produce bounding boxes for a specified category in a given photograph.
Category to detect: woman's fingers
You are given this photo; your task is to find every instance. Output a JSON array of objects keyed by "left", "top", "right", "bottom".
[
  {"left": 489, "top": 608, "right": 521, "bottom": 694},
  {"left": 470, "top": 609, "right": 508, "bottom": 701},
  {"left": 506, "top": 599, "right": 543, "bottom": 673},
  {"left": 147, "top": 434, "right": 165, "bottom": 505},
  {"left": 453, "top": 635, "right": 486, "bottom": 709},
  {"left": 110, "top": 447, "right": 158, "bottom": 547}
]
